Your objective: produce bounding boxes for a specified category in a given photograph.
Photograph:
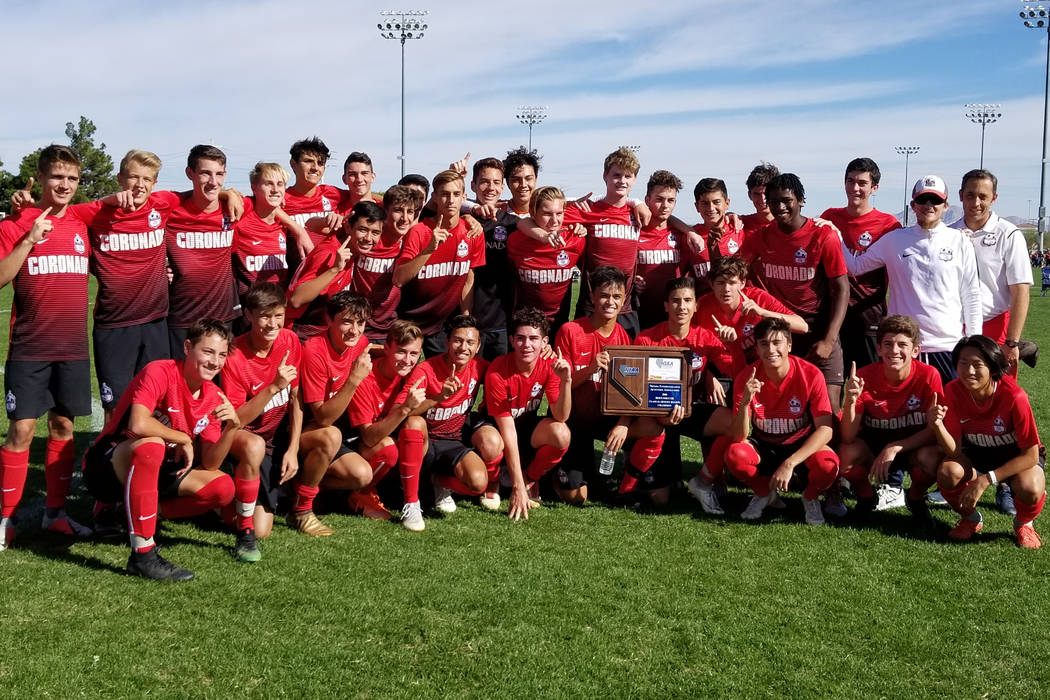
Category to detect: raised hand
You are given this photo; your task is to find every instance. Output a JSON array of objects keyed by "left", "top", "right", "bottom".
[
  {"left": 272, "top": 351, "right": 297, "bottom": 391},
  {"left": 404, "top": 377, "right": 427, "bottom": 410},
  {"left": 351, "top": 349, "right": 373, "bottom": 382},
  {"left": 711, "top": 314, "right": 737, "bottom": 343},
  {"left": 449, "top": 151, "right": 471, "bottom": 176},
  {"left": 928, "top": 393, "right": 947, "bottom": 427},
  {"left": 552, "top": 347, "right": 572, "bottom": 380},
  {"left": 27, "top": 207, "right": 53, "bottom": 244},
  {"left": 573, "top": 192, "right": 594, "bottom": 213},
  {"left": 438, "top": 366, "right": 462, "bottom": 400},
  {"left": 214, "top": 391, "right": 241, "bottom": 428},
  {"left": 742, "top": 367, "right": 763, "bottom": 405},
  {"left": 11, "top": 177, "right": 34, "bottom": 211},
  {"left": 424, "top": 227, "right": 449, "bottom": 254},
  {"left": 333, "top": 232, "right": 355, "bottom": 269},
  {"left": 738, "top": 291, "right": 760, "bottom": 317},
  {"left": 844, "top": 362, "right": 864, "bottom": 405}
]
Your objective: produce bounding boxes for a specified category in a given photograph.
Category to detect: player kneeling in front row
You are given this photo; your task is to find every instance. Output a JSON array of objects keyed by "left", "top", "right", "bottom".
[
  {"left": 720, "top": 318, "right": 839, "bottom": 525},
  {"left": 398, "top": 315, "right": 504, "bottom": 515},
  {"left": 485, "top": 308, "right": 573, "bottom": 521},
  {"left": 82, "top": 319, "right": 241, "bottom": 581},
  {"left": 838, "top": 315, "right": 943, "bottom": 525},
  {"left": 930, "top": 336, "right": 1045, "bottom": 548},
  {"left": 220, "top": 283, "right": 303, "bottom": 561}
]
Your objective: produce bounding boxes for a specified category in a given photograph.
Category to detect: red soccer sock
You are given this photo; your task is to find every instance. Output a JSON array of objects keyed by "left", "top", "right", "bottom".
[
  {"left": 907, "top": 467, "right": 937, "bottom": 501},
  {"left": 940, "top": 482, "right": 974, "bottom": 517},
  {"left": 44, "top": 438, "right": 75, "bottom": 510},
  {"left": 702, "top": 436, "right": 732, "bottom": 483},
  {"left": 0, "top": 447, "right": 30, "bottom": 518},
  {"left": 436, "top": 473, "right": 485, "bottom": 496},
  {"left": 803, "top": 449, "right": 840, "bottom": 500},
  {"left": 1015, "top": 492, "right": 1046, "bottom": 526},
  {"left": 160, "top": 474, "right": 234, "bottom": 520},
  {"left": 484, "top": 456, "right": 502, "bottom": 492},
  {"left": 369, "top": 444, "right": 399, "bottom": 486},
  {"left": 620, "top": 435, "right": 666, "bottom": 494},
  {"left": 124, "top": 442, "right": 165, "bottom": 552},
  {"left": 294, "top": 483, "right": 320, "bottom": 514},
  {"left": 841, "top": 465, "right": 875, "bottom": 499},
  {"left": 525, "top": 444, "right": 568, "bottom": 482},
  {"left": 234, "top": 476, "right": 260, "bottom": 531},
  {"left": 724, "top": 441, "right": 770, "bottom": 497},
  {"left": 397, "top": 429, "right": 425, "bottom": 504}
]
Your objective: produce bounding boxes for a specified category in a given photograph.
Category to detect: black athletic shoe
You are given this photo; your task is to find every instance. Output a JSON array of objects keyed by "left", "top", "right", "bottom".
[
  {"left": 906, "top": 496, "right": 936, "bottom": 530},
  {"left": 126, "top": 547, "right": 195, "bottom": 582},
  {"left": 234, "top": 528, "right": 262, "bottom": 563}
]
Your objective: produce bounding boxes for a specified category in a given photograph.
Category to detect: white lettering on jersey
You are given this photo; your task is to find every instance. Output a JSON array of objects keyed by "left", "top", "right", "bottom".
[
  {"left": 99, "top": 229, "right": 165, "bottom": 252},
  {"left": 27, "top": 255, "right": 90, "bottom": 275},
  {"left": 760, "top": 263, "right": 816, "bottom": 282},
  {"left": 427, "top": 396, "right": 471, "bottom": 422},
  {"left": 246, "top": 255, "right": 289, "bottom": 272},
  {"left": 176, "top": 231, "right": 234, "bottom": 249},
  {"left": 418, "top": 260, "right": 470, "bottom": 280},
  {"left": 592, "top": 223, "right": 639, "bottom": 241},
  {"left": 518, "top": 268, "right": 575, "bottom": 284},
  {"left": 358, "top": 256, "right": 396, "bottom": 274},
  {"left": 637, "top": 249, "right": 679, "bottom": 265}
]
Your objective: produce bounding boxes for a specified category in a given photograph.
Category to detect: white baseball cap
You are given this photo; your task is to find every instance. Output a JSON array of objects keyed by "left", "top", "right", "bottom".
[{"left": 912, "top": 175, "right": 948, "bottom": 202}]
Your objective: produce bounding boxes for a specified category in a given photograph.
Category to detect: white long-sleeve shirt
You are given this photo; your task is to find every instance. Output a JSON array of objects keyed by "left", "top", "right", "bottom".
[
  {"left": 950, "top": 212, "right": 1033, "bottom": 320},
  {"left": 840, "top": 221, "right": 982, "bottom": 353}
]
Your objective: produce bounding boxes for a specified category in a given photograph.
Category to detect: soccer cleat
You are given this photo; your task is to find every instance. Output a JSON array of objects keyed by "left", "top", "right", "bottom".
[
  {"left": 925, "top": 489, "right": 948, "bottom": 506},
  {"left": 741, "top": 492, "right": 774, "bottom": 521},
  {"left": 906, "top": 497, "right": 936, "bottom": 530},
  {"left": 0, "top": 517, "right": 14, "bottom": 552},
  {"left": 479, "top": 492, "right": 501, "bottom": 511},
  {"left": 234, "top": 529, "right": 261, "bottom": 563},
  {"left": 768, "top": 492, "right": 787, "bottom": 510},
  {"left": 802, "top": 497, "right": 826, "bottom": 526},
  {"left": 126, "top": 547, "right": 194, "bottom": 582},
  {"left": 92, "top": 503, "right": 124, "bottom": 537},
  {"left": 948, "top": 514, "right": 984, "bottom": 541},
  {"left": 995, "top": 482, "right": 1017, "bottom": 516},
  {"left": 823, "top": 491, "right": 848, "bottom": 518},
  {"left": 348, "top": 490, "right": 392, "bottom": 520},
  {"left": 401, "top": 501, "right": 425, "bottom": 532},
  {"left": 432, "top": 478, "right": 456, "bottom": 514},
  {"left": 686, "top": 475, "right": 725, "bottom": 515},
  {"left": 42, "top": 511, "right": 93, "bottom": 537},
  {"left": 874, "top": 484, "right": 906, "bottom": 511},
  {"left": 1015, "top": 524, "right": 1042, "bottom": 550},
  {"left": 287, "top": 510, "right": 334, "bottom": 536}
]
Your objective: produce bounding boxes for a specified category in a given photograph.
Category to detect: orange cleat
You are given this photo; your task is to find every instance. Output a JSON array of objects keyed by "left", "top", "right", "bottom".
[
  {"left": 948, "top": 516, "right": 983, "bottom": 541},
  {"left": 348, "top": 490, "right": 392, "bottom": 520},
  {"left": 1015, "top": 524, "right": 1042, "bottom": 550}
]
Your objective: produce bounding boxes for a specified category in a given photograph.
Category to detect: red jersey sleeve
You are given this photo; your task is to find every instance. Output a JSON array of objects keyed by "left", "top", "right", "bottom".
[
  {"left": 1011, "top": 391, "right": 1041, "bottom": 451},
  {"left": 562, "top": 205, "right": 583, "bottom": 226},
  {"left": 220, "top": 353, "right": 249, "bottom": 408},
  {"left": 541, "top": 361, "right": 561, "bottom": 405},
  {"left": 289, "top": 244, "right": 337, "bottom": 292},
  {"left": 300, "top": 341, "right": 331, "bottom": 406},
  {"left": 197, "top": 385, "right": 224, "bottom": 445},
  {"left": 484, "top": 366, "right": 511, "bottom": 418},
  {"left": 68, "top": 201, "right": 103, "bottom": 227},
  {"left": 943, "top": 381, "right": 965, "bottom": 445},
  {"left": 129, "top": 361, "right": 169, "bottom": 413},
  {"left": 731, "top": 365, "right": 754, "bottom": 414},
  {"left": 396, "top": 225, "right": 427, "bottom": 266},
  {"left": 395, "top": 364, "right": 433, "bottom": 405},
  {"left": 347, "top": 376, "right": 379, "bottom": 426}
]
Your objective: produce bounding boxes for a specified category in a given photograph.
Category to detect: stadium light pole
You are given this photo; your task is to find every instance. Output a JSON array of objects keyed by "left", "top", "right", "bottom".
[
  {"left": 378, "top": 10, "right": 429, "bottom": 178},
  {"left": 1021, "top": 4, "right": 1050, "bottom": 251},
  {"left": 964, "top": 104, "right": 1002, "bottom": 169},
  {"left": 894, "top": 146, "right": 920, "bottom": 226},
  {"left": 516, "top": 106, "right": 547, "bottom": 151}
]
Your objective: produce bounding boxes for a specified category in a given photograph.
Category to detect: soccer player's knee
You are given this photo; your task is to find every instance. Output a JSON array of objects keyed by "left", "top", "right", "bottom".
[
  {"left": 404, "top": 415, "right": 427, "bottom": 432},
  {"left": 255, "top": 510, "right": 274, "bottom": 539},
  {"left": 5, "top": 422, "right": 36, "bottom": 450},
  {"left": 549, "top": 422, "right": 571, "bottom": 449},
  {"left": 345, "top": 456, "right": 373, "bottom": 490},
  {"left": 241, "top": 433, "right": 267, "bottom": 471},
  {"left": 462, "top": 465, "right": 489, "bottom": 494},
  {"left": 937, "top": 459, "right": 964, "bottom": 484},
  {"left": 725, "top": 441, "right": 757, "bottom": 467},
  {"left": 207, "top": 473, "right": 236, "bottom": 507},
  {"left": 475, "top": 432, "right": 503, "bottom": 461},
  {"left": 1012, "top": 467, "right": 1046, "bottom": 502},
  {"left": 559, "top": 486, "right": 587, "bottom": 505},
  {"left": 318, "top": 426, "right": 343, "bottom": 458},
  {"left": 914, "top": 445, "right": 941, "bottom": 472},
  {"left": 46, "top": 413, "right": 74, "bottom": 440},
  {"left": 806, "top": 449, "right": 839, "bottom": 476}
]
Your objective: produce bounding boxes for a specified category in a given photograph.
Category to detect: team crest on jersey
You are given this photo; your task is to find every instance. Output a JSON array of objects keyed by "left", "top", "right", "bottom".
[
  {"left": 906, "top": 395, "right": 920, "bottom": 411},
  {"left": 938, "top": 248, "right": 954, "bottom": 262},
  {"left": 794, "top": 248, "right": 807, "bottom": 265},
  {"left": 456, "top": 241, "right": 469, "bottom": 258},
  {"left": 788, "top": 397, "right": 802, "bottom": 414},
  {"left": 858, "top": 231, "right": 873, "bottom": 248},
  {"left": 994, "top": 416, "right": 1006, "bottom": 434},
  {"left": 691, "top": 355, "right": 703, "bottom": 370},
  {"left": 279, "top": 233, "right": 287, "bottom": 251},
  {"left": 742, "top": 323, "right": 754, "bottom": 336},
  {"left": 557, "top": 251, "right": 570, "bottom": 267},
  {"left": 73, "top": 233, "right": 86, "bottom": 255},
  {"left": 727, "top": 239, "right": 740, "bottom": 254},
  {"left": 322, "top": 197, "right": 333, "bottom": 212},
  {"left": 468, "top": 378, "right": 477, "bottom": 395},
  {"left": 148, "top": 208, "right": 162, "bottom": 229},
  {"left": 981, "top": 233, "right": 998, "bottom": 247},
  {"left": 222, "top": 215, "right": 233, "bottom": 231},
  {"left": 5, "top": 391, "right": 14, "bottom": 413},
  {"left": 101, "top": 383, "right": 114, "bottom": 405},
  {"left": 668, "top": 233, "right": 677, "bottom": 247},
  {"left": 493, "top": 226, "right": 508, "bottom": 242},
  {"left": 193, "top": 416, "right": 210, "bottom": 435},
  {"left": 531, "top": 382, "right": 543, "bottom": 397}
]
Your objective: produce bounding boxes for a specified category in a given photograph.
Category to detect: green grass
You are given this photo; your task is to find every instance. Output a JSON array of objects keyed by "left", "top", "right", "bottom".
[{"left": 2, "top": 282, "right": 1050, "bottom": 697}]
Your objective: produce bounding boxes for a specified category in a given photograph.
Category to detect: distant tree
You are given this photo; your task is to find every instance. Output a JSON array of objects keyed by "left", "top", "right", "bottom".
[
  {"left": 0, "top": 158, "right": 22, "bottom": 216},
  {"left": 64, "top": 116, "right": 119, "bottom": 202}
]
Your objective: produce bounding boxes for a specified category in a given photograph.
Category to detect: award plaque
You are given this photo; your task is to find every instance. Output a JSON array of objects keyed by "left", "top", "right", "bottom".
[{"left": 600, "top": 345, "right": 692, "bottom": 417}]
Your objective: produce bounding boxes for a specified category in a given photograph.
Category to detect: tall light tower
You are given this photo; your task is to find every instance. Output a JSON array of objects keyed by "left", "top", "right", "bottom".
[
  {"left": 964, "top": 104, "right": 1002, "bottom": 169},
  {"left": 378, "top": 10, "right": 429, "bottom": 178},
  {"left": 894, "top": 146, "right": 920, "bottom": 226},
  {"left": 1021, "top": 4, "right": 1050, "bottom": 252},
  {"left": 515, "top": 106, "right": 547, "bottom": 151}
]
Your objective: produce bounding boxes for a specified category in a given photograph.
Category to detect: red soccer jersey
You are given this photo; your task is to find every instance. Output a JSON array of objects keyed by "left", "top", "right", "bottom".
[
  {"left": 484, "top": 354, "right": 561, "bottom": 421},
  {"left": 740, "top": 213, "right": 772, "bottom": 237},
  {"left": 0, "top": 208, "right": 90, "bottom": 361},
  {"left": 820, "top": 207, "right": 901, "bottom": 329},
  {"left": 282, "top": 184, "right": 344, "bottom": 247},
  {"left": 681, "top": 221, "right": 749, "bottom": 295},
  {"left": 634, "top": 225, "right": 684, "bottom": 314},
  {"left": 854, "top": 360, "right": 942, "bottom": 449},
  {"left": 733, "top": 356, "right": 832, "bottom": 446},
  {"left": 564, "top": 201, "right": 640, "bottom": 313},
  {"left": 397, "top": 355, "right": 487, "bottom": 440},
  {"left": 635, "top": 321, "right": 724, "bottom": 387},
  {"left": 506, "top": 229, "right": 585, "bottom": 321},
  {"left": 221, "top": 329, "right": 301, "bottom": 444},
  {"left": 555, "top": 318, "right": 630, "bottom": 421},
  {"left": 165, "top": 194, "right": 237, "bottom": 327},
  {"left": 351, "top": 229, "right": 404, "bottom": 338},
  {"left": 347, "top": 364, "right": 406, "bottom": 427},
  {"left": 737, "top": 218, "right": 847, "bottom": 326},
  {"left": 943, "top": 375, "right": 1041, "bottom": 468},
  {"left": 70, "top": 190, "right": 180, "bottom": 328},
  {"left": 396, "top": 218, "right": 485, "bottom": 335},
  {"left": 232, "top": 199, "right": 289, "bottom": 299},
  {"left": 695, "top": 286, "right": 794, "bottom": 376},
  {"left": 96, "top": 359, "right": 223, "bottom": 446},
  {"left": 286, "top": 237, "right": 356, "bottom": 337},
  {"left": 299, "top": 333, "right": 370, "bottom": 407}
]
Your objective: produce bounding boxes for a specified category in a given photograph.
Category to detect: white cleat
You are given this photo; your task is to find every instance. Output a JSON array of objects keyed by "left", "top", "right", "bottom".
[
  {"left": 401, "top": 501, "right": 426, "bottom": 532},
  {"left": 874, "top": 484, "right": 906, "bottom": 511},
  {"left": 432, "top": 478, "right": 456, "bottom": 514},
  {"left": 802, "top": 497, "right": 826, "bottom": 526},
  {"left": 741, "top": 492, "right": 774, "bottom": 521},
  {"left": 479, "top": 492, "right": 501, "bottom": 511},
  {"left": 686, "top": 475, "right": 725, "bottom": 515}
]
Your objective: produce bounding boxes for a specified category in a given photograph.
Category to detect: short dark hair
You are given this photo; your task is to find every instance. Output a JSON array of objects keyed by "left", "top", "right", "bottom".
[
  {"left": 243, "top": 282, "right": 287, "bottom": 314},
  {"left": 745, "top": 162, "right": 779, "bottom": 191},
  {"left": 187, "top": 144, "right": 226, "bottom": 171},
  {"left": 504, "top": 147, "right": 541, "bottom": 177},
  {"left": 845, "top": 158, "right": 881, "bottom": 186},
  {"left": 960, "top": 168, "right": 998, "bottom": 194},
  {"left": 765, "top": 173, "right": 805, "bottom": 203},
  {"left": 952, "top": 335, "right": 1009, "bottom": 382},
  {"left": 343, "top": 151, "right": 372, "bottom": 171},
  {"left": 187, "top": 318, "right": 234, "bottom": 346},
  {"left": 709, "top": 256, "right": 749, "bottom": 282},
  {"left": 876, "top": 314, "right": 920, "bottom": 347},
  {"left": 448, "top": 314, "right": 480, "bottom": 334},
  {"left": 347, "top": 200, "right": 385, "bottom": 227},
  {"left": 290, "top": 137, "right": 330, "bottom": 164},
  {"left": 589, "top": 265, "right": 627, "bottom": 294},
  {"left": 754, "top": 317, "right": 791, "bottom": 343},
  {"left": 37, "top": 144, "right": 80, "bottom": 176},
  {"left": 326, "top": 291, "right": 371, "bottom": 321},
  {"left": 665, "top": 276, "right": 697, "bottom": 299},
  {"left": 398, "top": 173, "right": 430, "bottom": 197},
  {"left": 472, "top": 157, "right": 505, "bottom": 182},
  {"left": 694, "top": 178, "right": 728, "bottom": 201},
  {"left": 509, "top": 307, "right": 550, "bottom": 338},
  {"left": 646, "top": 170, "right": 683, "bottom": 196},
  {"left": 382, "top": 185, "right": 424, "bottom": 213}
]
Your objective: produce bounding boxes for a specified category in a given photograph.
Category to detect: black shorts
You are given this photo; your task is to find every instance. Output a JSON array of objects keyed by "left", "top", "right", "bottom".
[
  {"left": 792, "top": 333, "right": 844, "bottom": 385},
  {"left": 93, "top": 319, "right": 169, "bottom": 410},
  {"left": 256, "top": 426, "right": 294, "bottom": 511},
  {"left": 920, "top": 351, "right": 956, "bottom": 386},
  {"left": 4, "top": 359, "right": 91, "bottom": 420},
  {"left": 424, "top": 438, "right": 475, "bottom": 476},
  {"left": 839, "top": 314, "right": 880, "bottom": 371},
  {"left": 82, "top": 438, "right": 190, "bottom": 504},
  {"left": 422, "top": 331, "right": 447, "bottom": 359},
  {"left": 747, "top": 439, "right": 816, "bottom": 489},
  {"left": 480, "top": 329, "right": 508, "bottom": 362}
]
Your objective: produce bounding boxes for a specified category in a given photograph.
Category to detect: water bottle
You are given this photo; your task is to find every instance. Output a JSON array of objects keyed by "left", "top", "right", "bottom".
[{"left": 598, "top": 444, "right": 618, "bottom": 476}]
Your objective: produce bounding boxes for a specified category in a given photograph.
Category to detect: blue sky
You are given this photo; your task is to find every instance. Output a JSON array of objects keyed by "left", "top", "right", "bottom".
[{"left": 1, "top": 0, "right": 1047, "bottom": 222}]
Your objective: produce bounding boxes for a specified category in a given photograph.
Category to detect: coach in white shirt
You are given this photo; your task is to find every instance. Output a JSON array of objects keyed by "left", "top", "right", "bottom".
[{"left": 839, "top": 175, "right": 981, "bottom": 383}]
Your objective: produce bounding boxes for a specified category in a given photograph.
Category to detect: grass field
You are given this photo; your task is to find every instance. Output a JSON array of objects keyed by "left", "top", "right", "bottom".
[{"left": 1, "top": 281, "right": 1050, "bottom": 697}]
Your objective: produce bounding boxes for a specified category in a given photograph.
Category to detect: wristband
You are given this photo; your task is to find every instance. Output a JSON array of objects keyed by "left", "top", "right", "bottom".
[
  {"left": 1005, "top": 339, "right": 1020, "bottom": 348},
  {"left": 987, "top": 470, "right": 998, "bottom": 486}
]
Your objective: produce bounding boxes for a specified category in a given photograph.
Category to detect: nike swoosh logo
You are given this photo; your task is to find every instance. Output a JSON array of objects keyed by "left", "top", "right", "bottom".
[
  {"left": 252, "top": 382, "right": 265, "bottom": 391},
  {"left": 1, "top": 488, "right": 15, "bottom": 493},
  {"left": 251, "top": 240, "right": 263, "bottom": 246},
  {"left": 959, "top": 419, "right": 970, "bottom": 424},
  {"left": 580, "top": 352, "right": 591, "bottom": 356},
  {"left": 167, "top": 407, "right": 180, "bottom": 413},
  {"left": 332, "top": 376, "right": 341, "bottom": 382},
  {"left": 137, "top": 514, "right": 157, "bottom": 521},
  {"left": 902, "top": 253, "right": 916, "bottom": 258}
]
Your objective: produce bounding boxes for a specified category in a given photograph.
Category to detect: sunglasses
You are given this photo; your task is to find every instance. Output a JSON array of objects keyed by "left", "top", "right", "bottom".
[{"left": 914, "top": 194, "right": 945, "bottom": 206}]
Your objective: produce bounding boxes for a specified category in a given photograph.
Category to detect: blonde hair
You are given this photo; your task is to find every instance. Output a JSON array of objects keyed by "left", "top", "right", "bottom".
[
  {"left": 528, "top": 186, "right": 566, "bottom": 219},
  {"left": 431, "top": 169, "right": 464, "bottom": 192},
  {"left": 603, "top": 146, "right": 640, "bottom": 176},
  {"left": 249, "top": 162, "right": 290, "bottom": 187},
  {"left": 119, "top": 149, "right": 161, "bottom": 176}
]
